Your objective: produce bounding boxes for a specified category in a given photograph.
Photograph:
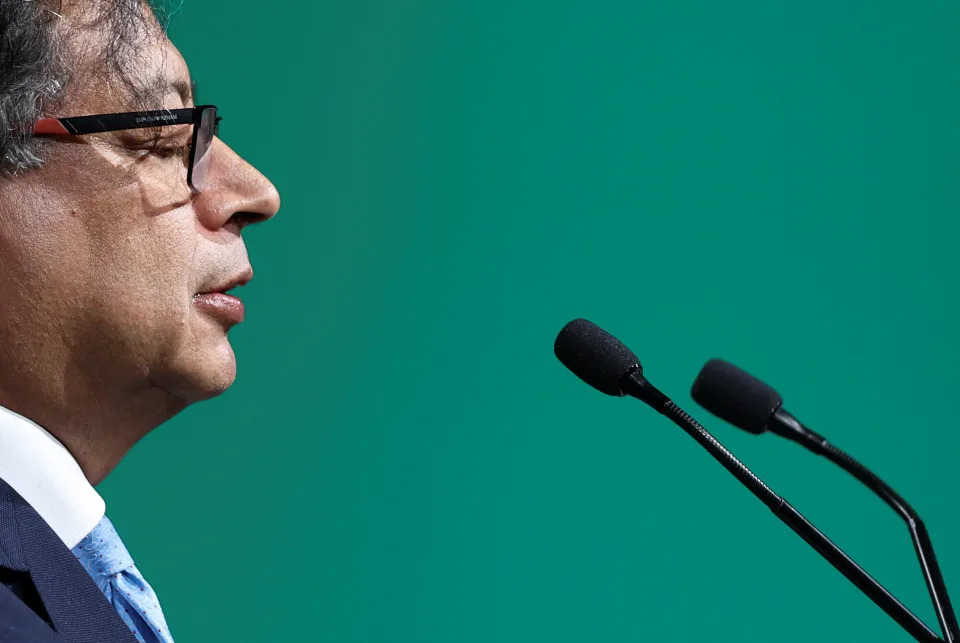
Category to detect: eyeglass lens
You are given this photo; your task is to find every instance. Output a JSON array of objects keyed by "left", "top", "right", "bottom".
[{"left": 188, "top": 107, "right": 217, "bottom": 192}]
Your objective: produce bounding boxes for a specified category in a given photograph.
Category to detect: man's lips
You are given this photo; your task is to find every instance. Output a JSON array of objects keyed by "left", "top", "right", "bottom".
[
  {"left": 194, "top": 269, "right": 252, "bottom": 326},
  {"left": 193, "top": 291, "right": 245, "bottom": 325}
]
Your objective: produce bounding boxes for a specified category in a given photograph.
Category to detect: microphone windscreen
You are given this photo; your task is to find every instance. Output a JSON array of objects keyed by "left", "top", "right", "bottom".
[
  {"left": 554, "top": 319, "right": 641, "bottom": 396},
  {"left": 691, "top": 359, "right": 782, "bottom": 434}
]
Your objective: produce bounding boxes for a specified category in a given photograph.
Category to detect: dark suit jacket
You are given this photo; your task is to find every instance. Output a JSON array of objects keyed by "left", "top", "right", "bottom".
[{"left": 0, "top": 478, "right": 138, "bottom": 642}]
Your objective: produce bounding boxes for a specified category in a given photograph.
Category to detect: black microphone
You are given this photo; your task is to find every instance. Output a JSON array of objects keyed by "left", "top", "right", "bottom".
[
  {"left": 692, "top": 358, "right": 958, "bottom": 643},
  {"left": 554, "top": 319, "right": 941, "bottom": 642}
]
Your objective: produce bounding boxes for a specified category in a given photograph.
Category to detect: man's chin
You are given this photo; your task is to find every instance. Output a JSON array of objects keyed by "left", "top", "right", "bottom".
[
  {"left": 196, "top": 340, "right": 238, "bottom": 399},
  {"left": 163, "top": 337, "right": 238, "bottom": 403}
]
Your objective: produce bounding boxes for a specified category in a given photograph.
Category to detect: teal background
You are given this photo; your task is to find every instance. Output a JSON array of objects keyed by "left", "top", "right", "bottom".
[{"left": 100, "top": 1, "right": 960, "bottom": 641}]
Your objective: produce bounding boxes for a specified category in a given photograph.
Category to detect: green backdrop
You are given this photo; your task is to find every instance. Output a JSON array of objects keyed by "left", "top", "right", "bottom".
[{"left": 99, "top": 1, "right": 960, "bottom": 641}]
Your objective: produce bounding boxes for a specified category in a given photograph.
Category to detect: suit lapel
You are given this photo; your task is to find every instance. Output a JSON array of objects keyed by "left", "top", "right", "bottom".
[{"left": 2, "top": 481, "right": 137, "bottom": 643}]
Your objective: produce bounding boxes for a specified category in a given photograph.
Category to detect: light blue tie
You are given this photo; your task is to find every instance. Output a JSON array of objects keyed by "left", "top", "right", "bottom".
[{"left": 71, "top": 516, "right": 174, "bottom": 643}]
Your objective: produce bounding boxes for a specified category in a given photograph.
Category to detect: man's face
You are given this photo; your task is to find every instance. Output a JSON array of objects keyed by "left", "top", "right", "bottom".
[{"left": 0, "top": 4, "right": 280, "bottom": 408}]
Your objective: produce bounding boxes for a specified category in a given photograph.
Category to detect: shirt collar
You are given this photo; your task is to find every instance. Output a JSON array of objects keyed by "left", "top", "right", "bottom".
[{"left": 0, "top": 405, "right": 105, "bottom": 549}]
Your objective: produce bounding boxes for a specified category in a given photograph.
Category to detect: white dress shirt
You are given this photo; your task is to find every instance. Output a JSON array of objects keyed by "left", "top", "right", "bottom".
[{"left": 0, "top": 404, "right": 105, "bottom": 549}]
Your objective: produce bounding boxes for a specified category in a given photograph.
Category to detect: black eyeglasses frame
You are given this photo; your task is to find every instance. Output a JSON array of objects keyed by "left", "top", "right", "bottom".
[{"left": 33, "top": 104, "right": 220, "bottom": 194}]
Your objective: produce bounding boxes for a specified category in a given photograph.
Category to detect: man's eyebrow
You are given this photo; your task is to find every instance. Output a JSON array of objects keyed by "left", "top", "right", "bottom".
[
  {"left": 171, "top": 79, "right": 194, "bottom": 105},
  {"left": 139, "top": 74, "right": 194, "bottom": 108}
]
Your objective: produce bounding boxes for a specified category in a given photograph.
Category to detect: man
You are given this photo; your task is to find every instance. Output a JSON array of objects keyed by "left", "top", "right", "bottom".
[{"left": 0, "top": 1, "right": 280, "bottom": 640}]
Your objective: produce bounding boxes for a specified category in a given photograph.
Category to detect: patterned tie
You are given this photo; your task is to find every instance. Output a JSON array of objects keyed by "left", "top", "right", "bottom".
[{"left": 71, "top": 515, "right": 174, "bottom": 643}]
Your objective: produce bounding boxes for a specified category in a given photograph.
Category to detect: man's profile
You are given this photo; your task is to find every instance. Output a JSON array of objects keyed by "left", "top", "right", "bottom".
[{"left": 0, "top": 1, "right": 280, "bottom": 640}]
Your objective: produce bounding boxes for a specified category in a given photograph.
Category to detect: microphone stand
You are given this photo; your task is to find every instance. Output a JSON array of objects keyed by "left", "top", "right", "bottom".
[
  {"left": 770, "top": 409, "right": 958, "bottom": 642},
  {"left": 622, "top": 370, "right": 942, "bottom": 643}
]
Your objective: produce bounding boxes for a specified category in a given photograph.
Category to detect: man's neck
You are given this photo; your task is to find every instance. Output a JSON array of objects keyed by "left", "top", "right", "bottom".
[{"left": 0, "top": 382, "right": 185, "bottom": 486}]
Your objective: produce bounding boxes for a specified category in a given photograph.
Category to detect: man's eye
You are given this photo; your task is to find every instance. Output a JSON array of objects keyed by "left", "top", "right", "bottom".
[{"left": 150, "top": 142, "right": 191, "bottom": 160}]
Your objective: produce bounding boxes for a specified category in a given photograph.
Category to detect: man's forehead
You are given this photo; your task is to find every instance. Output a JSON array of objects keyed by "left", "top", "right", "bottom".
[{"left": 57, "top": 3, "right": 194, "bottom": 112}]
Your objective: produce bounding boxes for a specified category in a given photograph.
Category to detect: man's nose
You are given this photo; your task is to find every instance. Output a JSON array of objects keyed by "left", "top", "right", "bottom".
[{"left": 193, "top": 138, "right": 281, "bottom": 231}]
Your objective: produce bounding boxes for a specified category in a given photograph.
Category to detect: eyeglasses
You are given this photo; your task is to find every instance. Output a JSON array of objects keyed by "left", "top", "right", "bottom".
[{"left": 33, "top": 104, "right": 220, "bottom": 194}]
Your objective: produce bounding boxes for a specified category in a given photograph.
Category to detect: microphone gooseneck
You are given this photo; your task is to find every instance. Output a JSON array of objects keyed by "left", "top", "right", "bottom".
[
  {"left": 620, "top": 370, "right": 780, "bottom": 508},
  {"left": 692, "top": 359, "right": 958, "bottom": 643},
  {"left": 554, "top": 320, "right": 942, "bottom": 643}
]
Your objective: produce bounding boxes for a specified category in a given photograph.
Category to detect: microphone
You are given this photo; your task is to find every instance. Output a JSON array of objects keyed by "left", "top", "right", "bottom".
[
  {"left": 692, "top": 359, "right": 958, "bottom": 643},
  {"left": 554, "top": 319, "right": 941, "bottom": 642}
]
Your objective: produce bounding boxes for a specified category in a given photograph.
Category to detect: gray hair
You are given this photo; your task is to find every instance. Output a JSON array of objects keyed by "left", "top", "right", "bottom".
[{"left": 0, "top": 0, "right": 162, "bottom": 175}]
